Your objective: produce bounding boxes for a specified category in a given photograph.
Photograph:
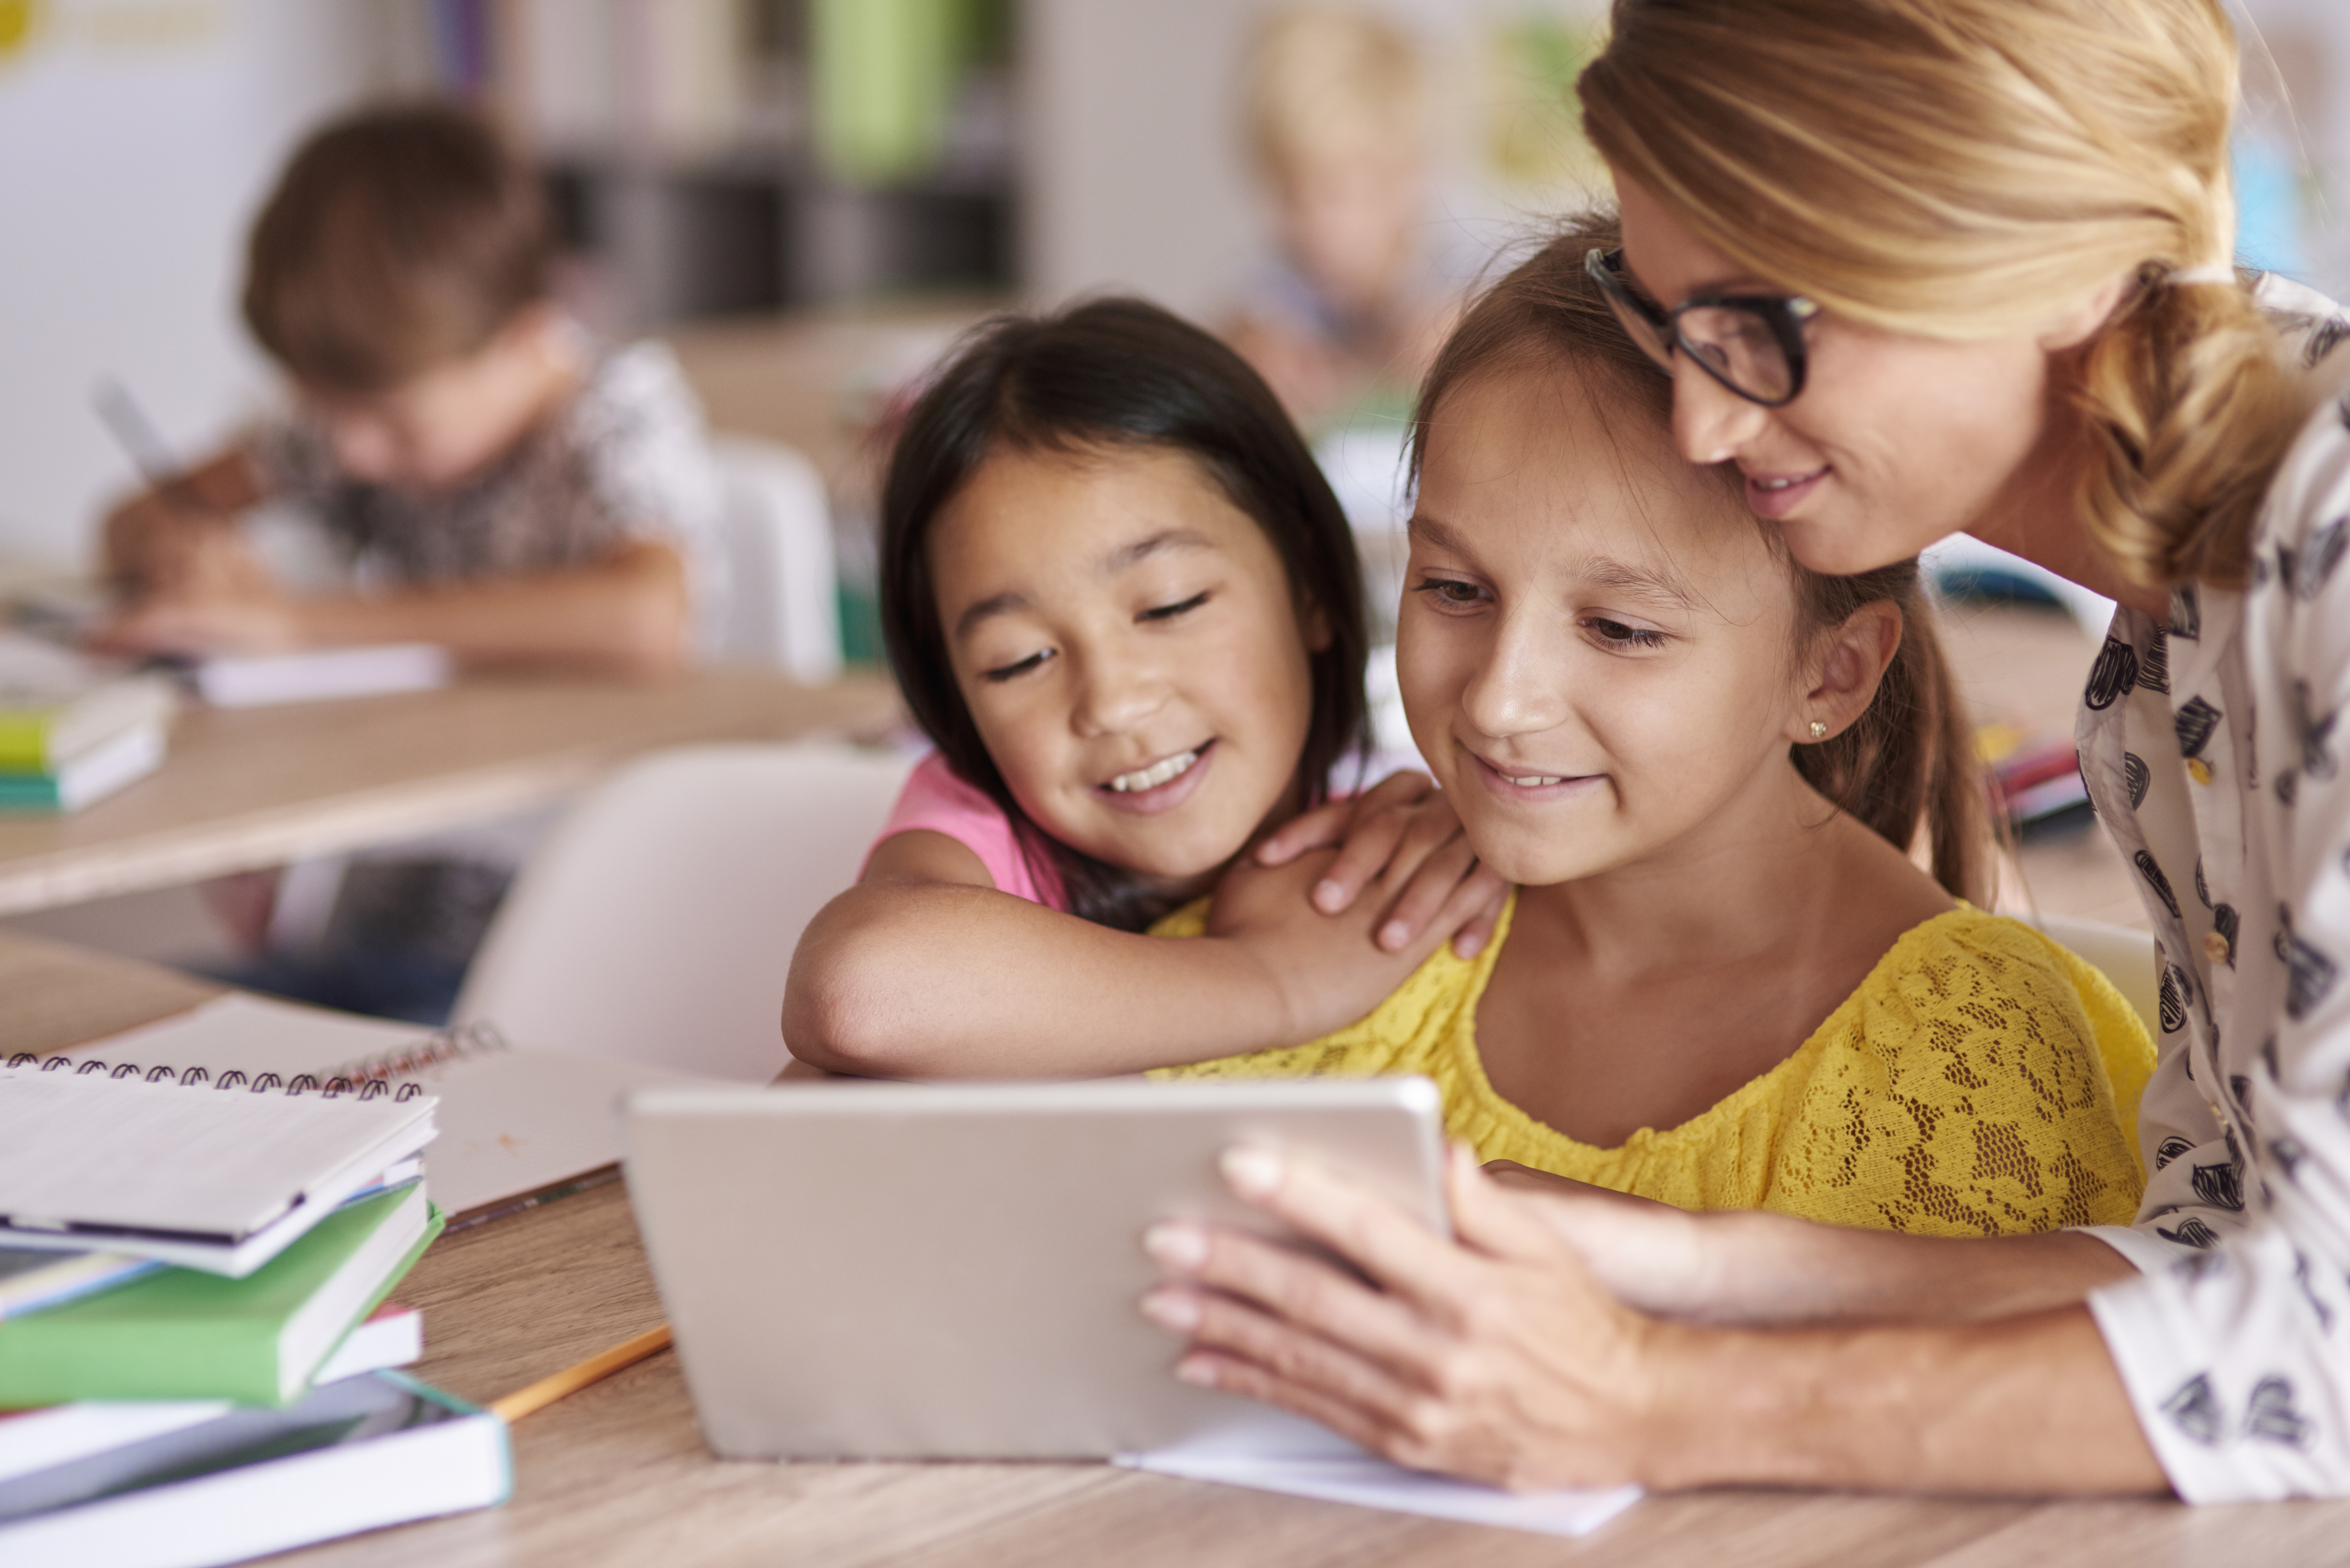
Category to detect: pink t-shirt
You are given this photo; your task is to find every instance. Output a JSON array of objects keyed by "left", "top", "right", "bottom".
[{"left": 864, "top": 752, "right": 1068, "bottom": 909}]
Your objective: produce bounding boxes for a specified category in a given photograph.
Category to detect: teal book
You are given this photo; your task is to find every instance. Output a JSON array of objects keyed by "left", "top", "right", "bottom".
[{"left": 0, "top": 1185, "right": 439, "bottom": 1407}]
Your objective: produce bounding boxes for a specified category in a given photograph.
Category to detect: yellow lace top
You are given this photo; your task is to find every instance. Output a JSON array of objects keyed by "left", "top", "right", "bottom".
[{"left": 1152, "top": 898, "right": 2157, "bottom": 1237}]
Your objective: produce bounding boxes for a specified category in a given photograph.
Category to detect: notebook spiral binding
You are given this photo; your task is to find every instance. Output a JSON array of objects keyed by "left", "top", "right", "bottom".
[{"left": 2, "top": 1020, "right": 512, "bottom": 1102}]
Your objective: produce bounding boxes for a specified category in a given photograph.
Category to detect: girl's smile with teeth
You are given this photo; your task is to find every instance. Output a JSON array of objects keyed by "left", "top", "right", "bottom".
[
  {"left": 1105, "top": 746, "right": 1206, "bottom": 794},
  {"left": 1466, "top": 748, "right": 1600, "bottom": 801}
]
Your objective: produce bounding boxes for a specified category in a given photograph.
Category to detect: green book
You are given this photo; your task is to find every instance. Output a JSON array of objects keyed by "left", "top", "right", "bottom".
[{"left": 0, "top": 1184, "right": 439, "bottom": 1408}]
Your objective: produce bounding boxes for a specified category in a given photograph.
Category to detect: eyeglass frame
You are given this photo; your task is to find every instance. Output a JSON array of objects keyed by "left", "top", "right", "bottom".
[{"left": 1583, "top": 246, "right": 1822, "bottom": 409}]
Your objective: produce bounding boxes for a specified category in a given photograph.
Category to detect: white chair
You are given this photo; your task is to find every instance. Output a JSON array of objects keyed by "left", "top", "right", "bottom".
[
  {"left": 2036, "top": 914, "right": 2161, "bottom": 1039},
  {"left": 709, "top": 434, "right": 844, "bottom": 684},
  {"left": 451, "top": 743, "right": 914, "bottom": 1081}
]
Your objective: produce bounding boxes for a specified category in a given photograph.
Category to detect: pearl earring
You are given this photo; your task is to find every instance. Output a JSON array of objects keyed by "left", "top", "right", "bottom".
[{"left": 1808, "top": 720, "right": 1829, "bottom": 740}]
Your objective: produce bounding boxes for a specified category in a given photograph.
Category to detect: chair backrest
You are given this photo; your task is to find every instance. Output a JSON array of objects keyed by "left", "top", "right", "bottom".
[
  {"left": 452, "top": 744, "right": 913, "bottom": 1081},
  {"left": 709, "top": 434, "right": 844, "bottom": 684},
  {"left": 2035, "top": 914, "right": 2161, "bottom": 1040}
]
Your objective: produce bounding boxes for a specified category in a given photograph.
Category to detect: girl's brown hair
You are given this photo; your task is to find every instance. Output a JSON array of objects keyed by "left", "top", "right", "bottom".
[
  {"left": 1411, "top": 215, "right": 1991, "bottom": 902},
  {"left": 1578, "top": 0, "right": 2305, "bottom": 591}
]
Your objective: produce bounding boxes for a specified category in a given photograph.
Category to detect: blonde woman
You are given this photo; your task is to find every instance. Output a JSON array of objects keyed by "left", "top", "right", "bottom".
[{"left": 1139, "top": 0, "right": 2350, "bottom": 1502}]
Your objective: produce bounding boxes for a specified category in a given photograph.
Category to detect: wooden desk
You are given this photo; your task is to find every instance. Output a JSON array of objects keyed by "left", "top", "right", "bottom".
[
  {"left": 0, "top": 669, "right": 898, "bottom": 916},
  {"left": 8, "top": 935, "right": 2344, "bottom": 1567}
]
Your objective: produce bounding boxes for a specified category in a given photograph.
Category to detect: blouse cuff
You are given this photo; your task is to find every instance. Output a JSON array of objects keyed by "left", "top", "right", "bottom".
[{"left": 2072, "top": 1223, "right": 2178, "bottom": 1275}]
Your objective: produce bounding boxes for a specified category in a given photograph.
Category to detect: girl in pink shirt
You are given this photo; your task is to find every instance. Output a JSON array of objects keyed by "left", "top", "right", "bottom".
[{"left": 786, "top": 299, "right": 1498, "bottom": 1076}]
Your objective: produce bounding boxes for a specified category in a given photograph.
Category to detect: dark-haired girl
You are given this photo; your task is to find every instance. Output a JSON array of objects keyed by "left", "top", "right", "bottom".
[{"left": 785, "top": 298, "right": 1504, "bottom": 1076}]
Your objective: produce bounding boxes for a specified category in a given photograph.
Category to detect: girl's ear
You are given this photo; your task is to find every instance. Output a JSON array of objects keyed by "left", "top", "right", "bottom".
[{"left": 1793, "top": 600, "right": 1903, "bottom": 745}]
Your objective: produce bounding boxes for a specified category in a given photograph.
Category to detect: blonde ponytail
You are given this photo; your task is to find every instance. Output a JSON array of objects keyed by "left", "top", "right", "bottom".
[
  {"left": 1581, "top": 0, "right": 2313, "bottom": 590},
  {"left": 2075, "top": 270, "right": 2303, "bottom": 588}
]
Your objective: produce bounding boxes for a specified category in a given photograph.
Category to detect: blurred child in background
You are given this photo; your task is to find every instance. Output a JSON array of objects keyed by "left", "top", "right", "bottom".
[
  {"left": 1222, "top": 7, "right": 1457, "bottom": 439},
  {"left": 98, "top": 102, "right": 722, "bottom": 670},
  {"left": 97, "top": 102, "right": 726, "bottom": 1022}
]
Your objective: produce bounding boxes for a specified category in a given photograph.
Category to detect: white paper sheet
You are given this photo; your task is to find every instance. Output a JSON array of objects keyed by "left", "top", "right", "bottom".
[{"left": 1117, "top": 1446, "right": 1641, "bottom": 1539}]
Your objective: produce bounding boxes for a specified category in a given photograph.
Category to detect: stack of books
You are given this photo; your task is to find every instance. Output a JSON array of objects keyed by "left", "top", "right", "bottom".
[
  {"left": 0, "top": 1061, "right": 510, "bottom": 1565},
  {"left": 0, "top": 634, "right": 176, "bottom": 813}
]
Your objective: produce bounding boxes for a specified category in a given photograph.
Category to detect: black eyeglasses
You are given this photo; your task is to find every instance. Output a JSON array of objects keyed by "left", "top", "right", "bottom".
[{"left": 1584, "top": 247, "right": 1821, "bottom": 408}]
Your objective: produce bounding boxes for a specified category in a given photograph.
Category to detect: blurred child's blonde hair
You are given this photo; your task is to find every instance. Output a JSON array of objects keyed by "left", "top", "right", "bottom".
[
  {"left": 1579, "top": 0, "right": 2306, "bottom": 591},
  {"left": 1244, "top": 7, "right": 1428, "bottom": 179},
  {"left": 244, "top": 102, "right": 552, "bottom": 394}
]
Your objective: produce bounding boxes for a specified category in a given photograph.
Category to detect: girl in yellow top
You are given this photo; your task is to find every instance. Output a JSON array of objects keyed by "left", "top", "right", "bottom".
[{"left": 1158, "top": 215, "right": 2155, "bottom": 1238}]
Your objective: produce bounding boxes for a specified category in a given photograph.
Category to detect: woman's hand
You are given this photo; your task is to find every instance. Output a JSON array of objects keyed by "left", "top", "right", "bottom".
[
  {"left": 1139, "top": 1141, "right": 2168, "bottom": 1496},
  {"left": 1254, "top": 771, "right": 1507, "bottom": 957},
  {"left": 1140, "top": 1142, "right": 1667, "bottom": 1491}
]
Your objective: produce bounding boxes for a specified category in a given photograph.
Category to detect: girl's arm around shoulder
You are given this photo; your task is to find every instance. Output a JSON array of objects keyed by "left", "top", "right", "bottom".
[{"left": 783, "top": 819, "right": 1497, "bottom": 1080}]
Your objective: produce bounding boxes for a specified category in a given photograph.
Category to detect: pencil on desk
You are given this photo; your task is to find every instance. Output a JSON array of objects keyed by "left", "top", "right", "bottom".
[{"left": 488, "top": 1323, "right": 674, "bottom": 1424}]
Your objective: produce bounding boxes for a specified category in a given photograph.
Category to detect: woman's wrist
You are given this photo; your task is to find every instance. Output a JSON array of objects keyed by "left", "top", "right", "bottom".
[{"left": 1631, "top": 1306, "right": 2167, "bottom": 1495}]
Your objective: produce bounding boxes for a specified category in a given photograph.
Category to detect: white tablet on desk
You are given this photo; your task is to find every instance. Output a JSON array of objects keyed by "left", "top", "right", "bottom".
[{"left": 623, "top": 1077, "right": 1449, "bottom": 1461}]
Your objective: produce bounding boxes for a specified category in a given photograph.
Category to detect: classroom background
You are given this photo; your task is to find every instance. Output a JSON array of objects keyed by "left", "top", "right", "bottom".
[{"left": 0, "top": 0, "right": 2346, "bottom": 991}]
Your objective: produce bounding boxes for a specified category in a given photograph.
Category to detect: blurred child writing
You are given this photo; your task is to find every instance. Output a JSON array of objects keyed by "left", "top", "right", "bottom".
[
  {"left": 94, "top": 102, "right": 726, "bottom": 1023},
  {"left": 98, "top": 102, "right": 721, "bottom": 673}
]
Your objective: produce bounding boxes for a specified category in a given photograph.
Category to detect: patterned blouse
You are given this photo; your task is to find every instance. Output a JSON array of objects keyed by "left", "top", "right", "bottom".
[
  {"left": 2078, "top": 287, "right": 2350, "bottom": 1502},
  {"left": 253, "top": 337, "right": 726, "bottom": 642}
]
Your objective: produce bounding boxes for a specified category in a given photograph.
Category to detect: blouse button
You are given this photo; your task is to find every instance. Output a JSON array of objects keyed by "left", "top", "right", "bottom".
[
  {"left": 2187, "top": 758, "right": 2215, "bottom": 785},
  {"left": 2203, "top": 930, "right": 2232, "bottom": 964}
]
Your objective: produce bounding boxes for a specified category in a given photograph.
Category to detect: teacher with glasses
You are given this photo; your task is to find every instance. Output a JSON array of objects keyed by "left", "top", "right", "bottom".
[{"left": 1141, "top": 0, "right": 2350, "bottom": 1501}]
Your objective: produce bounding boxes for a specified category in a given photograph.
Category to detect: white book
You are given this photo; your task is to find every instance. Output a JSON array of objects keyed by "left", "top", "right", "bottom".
[
  {"left": 0, "top": 720, "right": 167, "bottom": 813},
  {"left": 0, "top": 1373, "right": 510, "bottom": 1568},
  {"left": 0, "top": 1405, "right": 229, "bottom": 1488},
  {"left": 189, "top": 644, "right": 451, "bottom": 708},
  {"left": 52, "top": 993, "right": 716, "bottom": 1219},
  {"left": 0, "top": 1068, "right": 437, "bottom": 1276},
  {"left": 0, "top": 635, "right": 178, "bottom": 773},
  {"left": 313, "top": 1301, "right": 423, "bottom": 1385}
]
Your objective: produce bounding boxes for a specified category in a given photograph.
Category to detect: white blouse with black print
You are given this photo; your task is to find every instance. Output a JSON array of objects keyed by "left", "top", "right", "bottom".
[{"left": 2077, "top": 290, "right": 2350, "bottom": 1502}]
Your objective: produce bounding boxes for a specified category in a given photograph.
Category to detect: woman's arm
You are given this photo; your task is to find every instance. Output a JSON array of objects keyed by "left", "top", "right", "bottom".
[
  {"left": 1144, "top": 1144, "right": 2168, "bottom": 1495},
  {"left": 96, "top": 537, "right": 693, "bottom": 676},
  {"left": 1482, "top": 1160, "right": 2138, "bottom": 1325},
  {"left": 785, "top": 814, "right": 1498, "bottom": 1078}
]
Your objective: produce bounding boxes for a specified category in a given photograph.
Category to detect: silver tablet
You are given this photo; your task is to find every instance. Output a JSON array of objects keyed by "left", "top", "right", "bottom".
[{"left": 623, "top": 1076, "right": 1448, "bottom": 1461}]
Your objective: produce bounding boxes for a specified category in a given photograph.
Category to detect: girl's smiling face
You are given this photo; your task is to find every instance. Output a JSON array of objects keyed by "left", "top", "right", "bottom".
[
  {"left": 1401, "top": 357, "right": 1825, "bottom": 887},
  {"left": 930, "top": 442, "right": 1324, "bottom": 889}
]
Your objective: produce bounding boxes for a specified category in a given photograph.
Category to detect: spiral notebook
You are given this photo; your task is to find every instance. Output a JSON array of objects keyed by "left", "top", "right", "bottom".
[
  {"left": 0, "top": 1067, "right": 435, "bottom": 1276},
  {"left": 44, "top": 994, "right": 717, "bottom": 1221}
]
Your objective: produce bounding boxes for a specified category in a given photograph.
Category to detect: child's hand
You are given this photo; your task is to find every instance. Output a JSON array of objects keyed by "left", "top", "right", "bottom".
[
  {"left": 92, "top": 528, "right": 302, "bottom": 657},
  {"left": 101, "top": 449, "right": 265, "bottom": 597},
  {"left": 1255, "top": 770, "right": 1507, "bottom": 958},
  {"left": 1205, "top": 847, "right": 1444, "bottom": 1043}
]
